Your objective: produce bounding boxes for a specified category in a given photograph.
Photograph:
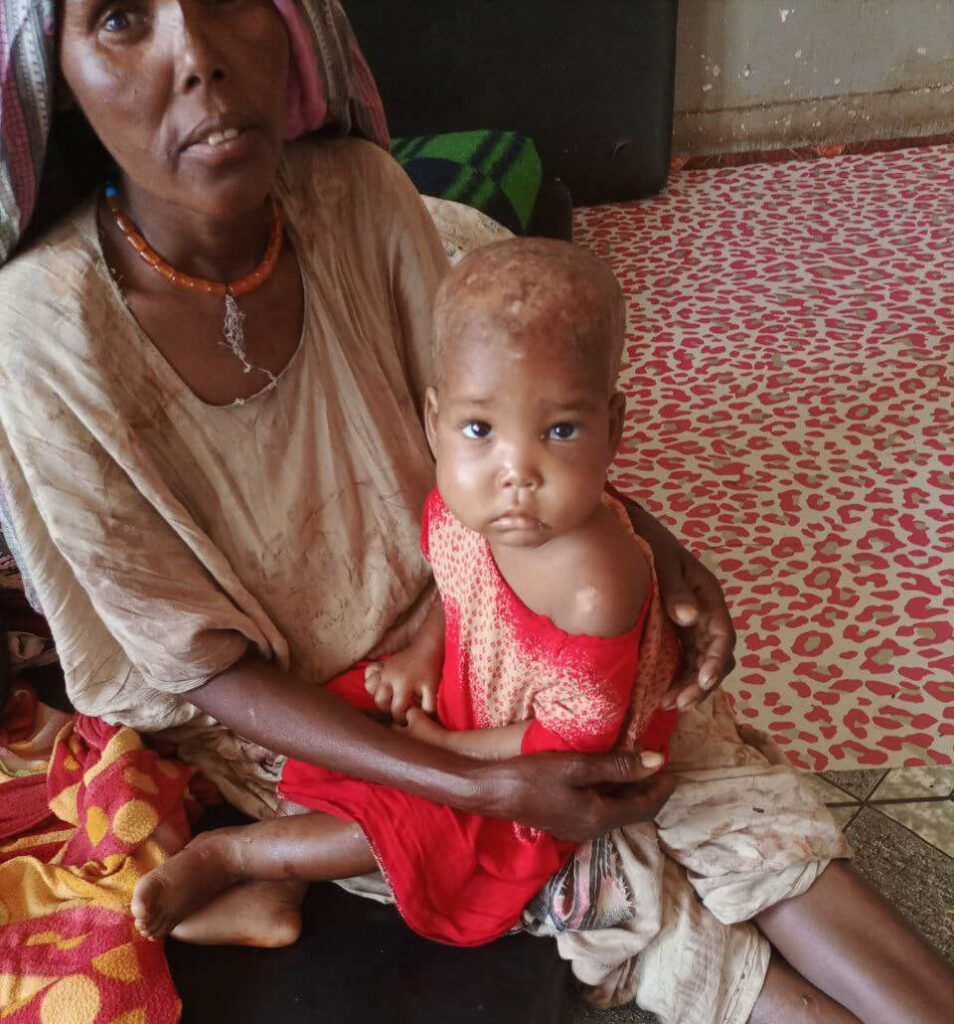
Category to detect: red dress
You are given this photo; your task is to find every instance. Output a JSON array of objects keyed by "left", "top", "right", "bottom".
[{"left": 280, "top": 490, "right": 677, "bottom": 946}]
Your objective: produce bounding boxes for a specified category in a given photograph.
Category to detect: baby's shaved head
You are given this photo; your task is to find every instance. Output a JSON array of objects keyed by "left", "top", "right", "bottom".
[{"left": 432, "top": 238, "right": 626, "bottom": 392}]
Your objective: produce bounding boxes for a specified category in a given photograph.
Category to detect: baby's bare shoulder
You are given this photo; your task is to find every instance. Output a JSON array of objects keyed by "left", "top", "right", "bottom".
[{"left": 548, "top": 506, "right": 651, "bottom": 638}]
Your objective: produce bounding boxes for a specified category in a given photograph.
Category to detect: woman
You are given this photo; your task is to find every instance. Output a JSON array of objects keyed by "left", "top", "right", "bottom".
[{"left": 0, "top": 3, "right": 951, "bottom": 1023}]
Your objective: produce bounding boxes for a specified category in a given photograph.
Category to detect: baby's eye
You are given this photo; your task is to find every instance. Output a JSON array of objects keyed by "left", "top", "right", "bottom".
[
  {"left": 547, "top": 422, "right": 580, "bottom": 441},
  {"left": 462, "top": 421, "right": 492, "bottom": 440}
]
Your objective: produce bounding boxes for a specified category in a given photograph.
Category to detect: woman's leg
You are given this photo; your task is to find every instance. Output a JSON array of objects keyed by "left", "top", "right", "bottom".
[
  {"left": 747, "top": 953, "right": 862, "bottom": 1024},
  {"left": 132, "top": 812, "right": 376, "bottom": 944},
  {"left": 755, "top": 860, "right": 954, "bottom": 1024}
]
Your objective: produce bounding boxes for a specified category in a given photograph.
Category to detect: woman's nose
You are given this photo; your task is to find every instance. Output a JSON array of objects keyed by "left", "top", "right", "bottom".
[{"left": 171, "top": 2, "right": 227, "bottom": 93}]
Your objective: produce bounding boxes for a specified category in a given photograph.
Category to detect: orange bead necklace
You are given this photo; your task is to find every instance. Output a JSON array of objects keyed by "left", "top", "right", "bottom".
[{"left": 104, "top": 184, "right": 283, "bottom": 373}]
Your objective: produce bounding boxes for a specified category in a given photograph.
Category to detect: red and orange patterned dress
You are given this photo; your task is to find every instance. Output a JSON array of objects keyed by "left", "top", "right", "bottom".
[{"left": 280, "top": 490, "right": 678, "bottom": 946}]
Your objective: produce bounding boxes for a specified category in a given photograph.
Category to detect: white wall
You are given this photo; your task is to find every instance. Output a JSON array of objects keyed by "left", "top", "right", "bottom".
[{"left": 673, "top": 0, "right": 954, "bottom": 154}]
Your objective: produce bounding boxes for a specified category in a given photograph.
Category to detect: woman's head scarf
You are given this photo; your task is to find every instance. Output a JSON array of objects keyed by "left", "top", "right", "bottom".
[{"left": 0, "top": 0, "right": 389, "bottom": 266}]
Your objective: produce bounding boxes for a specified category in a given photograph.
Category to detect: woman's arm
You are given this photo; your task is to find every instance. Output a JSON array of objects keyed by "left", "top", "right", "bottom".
[
  {"left": 188, "top": 652, "right": 675, "bottom": 842},
  {"left": 617, "top": 494, "right": 737, "bottom": 711}
]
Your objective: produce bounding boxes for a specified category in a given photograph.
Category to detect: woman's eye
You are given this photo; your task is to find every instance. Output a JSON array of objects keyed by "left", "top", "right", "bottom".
[
  {"left": 548, "top": 422, "right": 579, "bottom": 441},
  {"left": 461, "top": 421, "right": 492, "bottom": 440},
  {"left": 98, "top": 2, "right": 146, "bottom": 33},
  {"left": 100, "top": 7, "right": 135, "bottom": 32}
]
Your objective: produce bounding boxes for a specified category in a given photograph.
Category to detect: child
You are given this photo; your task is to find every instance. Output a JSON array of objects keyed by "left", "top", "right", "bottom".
[{"left": 132, "top": 237, "right": 680, "bottom": 946}]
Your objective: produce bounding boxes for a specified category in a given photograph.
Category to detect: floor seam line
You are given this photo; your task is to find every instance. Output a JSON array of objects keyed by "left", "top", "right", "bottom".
[{"left": 863, "top": 805, "right": 954, "bottom": 860}]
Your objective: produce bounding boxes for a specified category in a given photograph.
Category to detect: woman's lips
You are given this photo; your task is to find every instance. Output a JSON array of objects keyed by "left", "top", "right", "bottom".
[{"left": 182, "top": 126, "right": 257, "bottom": 166}]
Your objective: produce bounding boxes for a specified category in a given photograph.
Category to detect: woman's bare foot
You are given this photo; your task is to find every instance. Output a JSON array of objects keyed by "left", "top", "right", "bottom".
[{"left": 132, "top": 827, "right": 250, "bottom": 941}]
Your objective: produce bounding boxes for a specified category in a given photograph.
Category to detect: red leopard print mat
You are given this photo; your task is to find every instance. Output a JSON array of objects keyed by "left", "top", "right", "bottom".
[{"left": 576, "top": 143, "right": 953, "bottom": 770}]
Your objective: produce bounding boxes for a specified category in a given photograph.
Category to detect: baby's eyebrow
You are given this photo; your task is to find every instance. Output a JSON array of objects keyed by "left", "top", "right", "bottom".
[
  {"left": 542, "top": 398, "right": 603, "bottom": 414},
  {"left": 446, "top": 394, "right": 493, "bottom": 406}
]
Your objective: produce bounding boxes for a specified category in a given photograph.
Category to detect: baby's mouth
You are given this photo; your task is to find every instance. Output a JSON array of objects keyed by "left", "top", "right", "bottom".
[{"left": 493, "top": 510, "right": 544, "bottom": 530}]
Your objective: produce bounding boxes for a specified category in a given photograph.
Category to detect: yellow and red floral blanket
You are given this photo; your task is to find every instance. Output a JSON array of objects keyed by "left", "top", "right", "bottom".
[{"left": 1, "top": 686, "right": 194, "bottom": 1024}]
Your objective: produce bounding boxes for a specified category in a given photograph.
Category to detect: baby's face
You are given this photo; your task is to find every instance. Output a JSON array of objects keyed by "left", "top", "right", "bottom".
[{"left": 425, "top": 328, "right": 624, "bottom": 549}]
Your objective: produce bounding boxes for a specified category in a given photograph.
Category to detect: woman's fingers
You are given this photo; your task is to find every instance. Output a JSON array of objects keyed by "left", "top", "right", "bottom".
[
  {"left": 640, "top": 750, "right": 665, "bottom": 769},
  {"left": 661, "top": 612, "right": 737, "bottom": 711},
  {"left": 654, "top": 544, "right": 700, "bottom": 628},
  {"left": 657, "top": 556, "right": 737, "bottom": 711},
  {"left": 696, "top": 628, "right": 736, "bottom": 693},
  {"left": 559, "top": 771, "right": 676, "bottom": 841},
  {"left": 689, "top": 563, "right": 736, "bottom": 685},
  {"left": 482, "top": 749, "right": 676, "bottom": 842},
  {"left": 567, "top": 747, "right": 664, "bottom": 787},
  {"left": 599, "top": 771, "right": 677, "bottom": 824}
]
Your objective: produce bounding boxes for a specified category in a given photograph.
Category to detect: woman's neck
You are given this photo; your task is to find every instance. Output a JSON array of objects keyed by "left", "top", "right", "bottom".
[{"left": 116, "top": 179, "right": 273, "bottom": 285}]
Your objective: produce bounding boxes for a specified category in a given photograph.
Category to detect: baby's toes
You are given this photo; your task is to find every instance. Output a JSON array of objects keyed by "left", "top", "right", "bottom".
[
  {"left": 390, "top": 692, "right": 414, "bottom": 725},
  {"left": 372, "top": 682, "right": 393, "bottom": 713},
  {"left": 364, "top": 663, "right": 382, "bottom": 690}
]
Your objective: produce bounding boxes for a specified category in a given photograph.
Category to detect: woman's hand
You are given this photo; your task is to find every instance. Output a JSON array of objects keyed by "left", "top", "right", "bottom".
[
  {"left": 621, "top": 497, "right": 736, "bottom": 711},
  {"left": 655, "top": 545, "right": 736, "bottom": 711},
  {"left": 400, "top": 712, "right": 673, "bottom": 837},
  {"left": 472, "top": 749, "right": 676, "bottom": 842}
]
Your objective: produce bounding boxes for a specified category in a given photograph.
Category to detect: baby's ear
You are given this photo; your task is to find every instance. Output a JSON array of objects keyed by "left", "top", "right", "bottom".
[
  {"left": 608, "top": 391, "right": 626, "bottom": 455},
  {"left": 424, "top": 387, "right": 440, "bottom": 458}
]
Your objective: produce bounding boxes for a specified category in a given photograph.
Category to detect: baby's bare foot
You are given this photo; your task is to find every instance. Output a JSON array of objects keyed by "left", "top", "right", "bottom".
[
  {"left": 170, "top": 879, "right": 305, "bottom": 947},
  {"left": 132, "top": 829, "right": 243, "bottom": 941}
]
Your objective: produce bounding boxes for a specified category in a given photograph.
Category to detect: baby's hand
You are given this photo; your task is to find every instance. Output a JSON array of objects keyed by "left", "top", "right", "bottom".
[
  {"left": 400, "top": 707, "right": 456, "bottom": 750},
  {"left": 364, "top": 651, "right": 439, "bottom": 725}
]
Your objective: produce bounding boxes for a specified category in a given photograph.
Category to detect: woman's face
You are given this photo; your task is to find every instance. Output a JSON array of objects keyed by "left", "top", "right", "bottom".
[{"left": 58, "top": 0, "right": 290, "bottom": 218}]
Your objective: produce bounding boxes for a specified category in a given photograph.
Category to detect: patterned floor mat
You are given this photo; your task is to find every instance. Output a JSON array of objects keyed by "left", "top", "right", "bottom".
[{"left": 576, "top": 143, "right": 954, "bottom": 771}]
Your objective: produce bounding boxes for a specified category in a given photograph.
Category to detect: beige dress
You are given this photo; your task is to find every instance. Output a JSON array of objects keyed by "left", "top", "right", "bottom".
[{"left": 0, "top": 137, "right": 445, "bottom": 812}]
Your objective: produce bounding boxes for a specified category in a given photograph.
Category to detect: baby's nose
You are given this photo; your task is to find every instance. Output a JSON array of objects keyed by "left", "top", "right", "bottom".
[{"left": 498, "top": 451, "right": 541, "bottom": 490}]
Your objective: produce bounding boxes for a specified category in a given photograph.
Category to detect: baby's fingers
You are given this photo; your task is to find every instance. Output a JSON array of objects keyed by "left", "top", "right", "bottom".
[{"left": 420, "top": 683, "right": 437, "bottom": 715}]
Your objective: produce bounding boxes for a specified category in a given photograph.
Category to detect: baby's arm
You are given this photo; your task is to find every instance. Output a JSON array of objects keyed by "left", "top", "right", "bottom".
[
  {"left": 365, "top": 596, "right": 445, "bottom": 724},
  {"left": 403, "top": 713, "right": 532, "bottom": 760}
]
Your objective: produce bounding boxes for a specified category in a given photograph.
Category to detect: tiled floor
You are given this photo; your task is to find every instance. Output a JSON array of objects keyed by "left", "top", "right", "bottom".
[{"left": 571, "top": 767, "right": 954, "bottom": 1023}]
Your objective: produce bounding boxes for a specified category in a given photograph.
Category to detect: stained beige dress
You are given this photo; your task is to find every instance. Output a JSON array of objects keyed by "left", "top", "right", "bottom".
[
  {"left": 0, "top": 138, "right": 444, "bottom": 812},
  {"left": 0, "top": 140, "right": 848, "bottom": 1024}
]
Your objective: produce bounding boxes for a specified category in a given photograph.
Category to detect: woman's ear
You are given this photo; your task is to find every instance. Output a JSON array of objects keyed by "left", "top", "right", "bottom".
[
  {"left": 608, "top": 391, "right": 626, "bottom": 456},
  {"left": 424, "top": 387, "right": 440, "bottom": 459}
]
